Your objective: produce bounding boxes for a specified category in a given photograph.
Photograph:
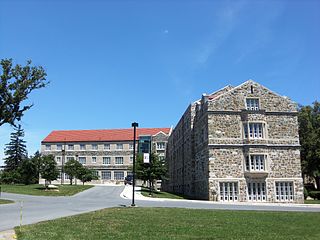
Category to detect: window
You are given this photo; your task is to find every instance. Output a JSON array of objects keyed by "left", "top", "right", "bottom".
[
  {"left": 114, "top": 171, "right": 124, "bottom": 180},
  {"left": 104, "top": 144, "right": 110, "bottom": 150},
  {"left": 130, "top": 156, "right": 133, "bottom": 163},
  {"left": 247, "top": 181, "right": 266, "bottom": 201},
  {"left": 246, "top": 98, "right": 260, "bottom": 110},
  {"left": 243, "top": 123, "right": 264, "bottom": 139},
  {"left": 80, "top": 144, "right": 86, "bottom": 150},
  {"left": 116, "top": 144, "right": 123, "bottom": 150},
  {"left": 93, "top": 170, "right": 99, "bottom": 177},
  {"left": 101, "top": 171, "right": 111, "bottom": 180},
  {"left": 103, "top": 157, "right": 111, "bottom": 165},
  {"left": 245, "top": 155, "right": 266, "bottom": 171},
  {"left": 57, "top": 144, "right": 62, "bottom": 151},
  {"left": 56, "top": 156, "right": 61, "bottom": 163},
  {"left": 45, "top": 145, "right": 51, "bottom": 151},
  {"left": 275, "top": 182, "right": 294, "bottom": 201},
  {"left": 219, "top": 182, "right": 238, "bottom": 201},
  {"left": 156, "top": 142, "right": 166, "bottom": 150},
  {"left": 68, "top": 144, "right": 74, "bottom": 150},
  {"left": 92, "top": 144, "right": 98, "bottom": 150},
  {"left": 115, "top": 157, "right": 123, "bottom": 165},
  {"left": 129, "top": 143, "right": 134, "bottom": 150},
  {"left": 92, "top": 157, "right": 97, "bottom": 163},
  {"left": 66, "top": 156, "right": 74, "bottom": 162},
  {"left": 78, "top": 157, "right": 86, "bottom": 164}
]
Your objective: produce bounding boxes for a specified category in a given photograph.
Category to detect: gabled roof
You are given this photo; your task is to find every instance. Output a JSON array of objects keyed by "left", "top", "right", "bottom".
[{"left": 42, "top": 128, "right": 171, "bottom": 143}]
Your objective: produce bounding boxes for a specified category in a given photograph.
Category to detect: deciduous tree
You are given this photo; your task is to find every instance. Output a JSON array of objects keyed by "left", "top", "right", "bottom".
[
  {"left": 299, "top": 101, "right": 320, "bottom": 189},
  {"left": 0, "top": 58, "right": 48, "bottom": 127}
]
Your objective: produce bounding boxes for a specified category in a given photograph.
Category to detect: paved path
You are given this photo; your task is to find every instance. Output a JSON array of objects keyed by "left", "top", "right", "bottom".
[{"left": 1, "top": 185, "right": 320, "bottom": 232}]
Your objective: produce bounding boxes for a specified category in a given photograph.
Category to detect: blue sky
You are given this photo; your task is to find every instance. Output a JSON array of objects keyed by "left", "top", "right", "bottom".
[{"left": 0, "top": 0, "right": 319, "bottom": 165}]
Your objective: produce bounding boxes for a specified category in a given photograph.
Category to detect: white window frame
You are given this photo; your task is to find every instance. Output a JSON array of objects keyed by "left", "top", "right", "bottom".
[
  {"left": 78, "top": 156, "right": 86, "bottom": 165},
  {"left": 156, "top": 142, "right": 166, "bottom": 150},
  {"left": 92, "top": 144, "right": 98, "bottom": 150},
  {"left": 245, "top": 154, "right": 267, "bottom": 172},
  {"left": 115, "top": 157, "right": 124, "bottom": 165},
  {"left": 68, "top": 144, "right": 74, "bottom": 150},
  {"left": 66, "top": 156, "right": 75, "bottom": 162},
  {"left": 243, "top": 122, "right": 265, "bottom": 139},
  {"left": 129, "top": 143, "right": 134, "bottom": 150},
  {"left": 101, "top": 171, "right": 111, "bottom": 180},
  {"left": 104, "top": 144, "right": 111, "bottom": 150},
  {"left": 116, "top": 144, "right": 123, "bottom": 150},
  {"left": 275, "top": 181, "right": 294, "bottom": 202},
  {"left": 247, "top": 181, "right": 266, "bottom": 201},
  {"left": 114, "top": 171, "right": 124, "bottom": 180},
  {"left": 80, "top": 144, "right": 86, "bottom": 150},
  {"left": 219, "top": 182, "right": 238, "bottom": 202},
  {"left": 56, "top": 144, "right": 62, "bottom": 151},
  {"left": 246, "top": 98, "right": 260, "bottom": 110},
  {"left": 45, "top": 144, "right": 51, "bottom": 151},
  {"left": 92, "top": 156, "right": 97, "bottom": 163},
  {"left": 56, "top": 156, "right": 61, "bottom": 163},
  {"left": 103, "top": 157, "right": 111, "bottom": 165}
]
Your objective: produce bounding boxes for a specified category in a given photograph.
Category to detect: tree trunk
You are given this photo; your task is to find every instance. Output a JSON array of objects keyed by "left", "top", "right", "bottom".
[{"left": 315, "top": 176, "right": 320, "bottom": 190}]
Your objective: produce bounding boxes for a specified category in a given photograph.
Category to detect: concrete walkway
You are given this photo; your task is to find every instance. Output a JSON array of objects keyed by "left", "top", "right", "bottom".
[{"left": 0, "top": 230, "right": 16, "bottom": 240}]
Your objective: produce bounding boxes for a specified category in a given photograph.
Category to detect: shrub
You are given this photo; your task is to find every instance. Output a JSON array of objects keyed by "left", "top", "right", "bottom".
[
  {"left": 304, "top": 187, "right": 309, "bottom": 200},
  {"left": 309, "top": 191, "right": 320, "bottom": 200}
]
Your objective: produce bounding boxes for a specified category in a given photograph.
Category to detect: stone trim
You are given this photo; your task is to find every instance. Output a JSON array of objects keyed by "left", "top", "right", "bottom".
[
  {"left": 208, "top": 144, "right": 300, "bottom": 148},
  {"left": 207, "top": 110, "right": 298, "bottom": 116}
]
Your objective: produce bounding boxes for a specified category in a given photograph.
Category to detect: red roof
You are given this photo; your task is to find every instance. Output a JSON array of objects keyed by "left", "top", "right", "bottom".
[{"left": 42, "top": 128, "right": 171, "bottom": 143}]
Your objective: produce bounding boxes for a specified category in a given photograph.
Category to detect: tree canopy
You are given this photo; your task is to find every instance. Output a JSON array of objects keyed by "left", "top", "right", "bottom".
[
  {"left": 40, "top": 155, "right": 59, "bottom": 185},
  {"left": 136, "top": 153, "right": 167, "bottom": 183},
  {"left": 298, "top": 101, "right": 320, "bottom": 189},
  {"left": 0, "top": 58, "right": 48, "bottom": 126}
]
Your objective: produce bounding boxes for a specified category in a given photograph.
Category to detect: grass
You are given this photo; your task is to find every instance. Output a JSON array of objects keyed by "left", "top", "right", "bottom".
[
  {"left": 0, "top": 184, "right": 93, "bottom": 196},
  {"left": 140, "top": 187, "right": 187, "bottom": 199},
  {"left": 305, "top": 199, "right": 320, "bottom": 204},
  {"left": 15, "top": 207, "right": 320, "bottom": 240},
  {"left": 0, "top": 199, "right": 14, "bottom": 204}
]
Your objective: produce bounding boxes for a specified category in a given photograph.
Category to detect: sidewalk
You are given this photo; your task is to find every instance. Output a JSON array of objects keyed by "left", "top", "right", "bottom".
[
  {"left": 120, "top": 185, "right": 320, "bottom": 208},
  {"left": 0, "top": 230, "right": 16, "bottom": 240}
]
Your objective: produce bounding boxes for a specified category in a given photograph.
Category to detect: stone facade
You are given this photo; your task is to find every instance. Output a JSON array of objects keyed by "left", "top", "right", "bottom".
[
  {"left": 40, "top": 128, "right": 171, "bottom": 184},
  {"left": 163, "top": 80, "right": 304, "bottom": 203}
]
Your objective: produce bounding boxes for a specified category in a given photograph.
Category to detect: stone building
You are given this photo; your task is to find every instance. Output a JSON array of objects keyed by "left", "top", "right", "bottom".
[
  {"left": 163, "top": 80, "right": 304, "bottom": 203},
  {"left": 41, "top": 128, "right": 171, "bottom": 184}
]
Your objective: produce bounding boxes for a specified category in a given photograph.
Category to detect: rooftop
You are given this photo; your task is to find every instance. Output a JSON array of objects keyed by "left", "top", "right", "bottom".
[{"left": 42, "top": 128, "right": 171, "bottom": 143}]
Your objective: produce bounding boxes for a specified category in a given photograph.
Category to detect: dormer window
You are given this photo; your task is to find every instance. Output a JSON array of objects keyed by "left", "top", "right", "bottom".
[{"left": 246, "top": 98, "right": 260, "bottom": 110}]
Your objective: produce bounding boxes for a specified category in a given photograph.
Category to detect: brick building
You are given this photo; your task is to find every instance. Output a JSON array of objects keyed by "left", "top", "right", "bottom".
[
  {"left": 41, "top": 128, "right": 171, "bottom": 184},
  {"left": 163, "top": 80, "right": 304, "bottom": 203}
]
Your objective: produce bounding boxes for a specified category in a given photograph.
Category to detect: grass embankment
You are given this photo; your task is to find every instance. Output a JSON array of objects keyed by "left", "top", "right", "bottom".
[
  {"left": 15, "top": 207, "right": 320, "bottom": 240},
  {"left": 0, "top": 184, "right": 93, "bottom": 196},
  {"left": 0, "top": 199, "right": 14, "bottom": 204},
  {"left": 140, "top": 187, "right": 187, "bottom": 199},
  {"left": 305, "top": 200, "right": 320, "bottom": 204}
]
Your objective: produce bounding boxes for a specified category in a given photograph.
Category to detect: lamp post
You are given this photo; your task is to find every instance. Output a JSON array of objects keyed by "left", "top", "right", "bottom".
[
  {"left": 61, "top": 143, "right": 66, "bottom": 185},
  {"left": 131, "top": 122, "right": 138, "bottom": 207}
]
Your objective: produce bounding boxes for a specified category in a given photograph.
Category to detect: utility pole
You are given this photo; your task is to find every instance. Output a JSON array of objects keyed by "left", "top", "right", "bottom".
[{"left": 131, "top": 122, "right": 138, "bottom": 207}]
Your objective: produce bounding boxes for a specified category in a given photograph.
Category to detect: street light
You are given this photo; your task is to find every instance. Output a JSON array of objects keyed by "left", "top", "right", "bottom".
[{"left": 131, "top": 122, "right": 138, "bottom": 207}]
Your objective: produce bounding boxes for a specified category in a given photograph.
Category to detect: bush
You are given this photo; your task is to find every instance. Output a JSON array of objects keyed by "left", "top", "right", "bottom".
[
  {"left": 0, "top": 170, "right": 21, "bottom": 184},
  {"left": 309, "top": 191, "right": 320, "bottom": 200},
  {"left": 304, "top": 187, "right": 309, "bottom": 200}
]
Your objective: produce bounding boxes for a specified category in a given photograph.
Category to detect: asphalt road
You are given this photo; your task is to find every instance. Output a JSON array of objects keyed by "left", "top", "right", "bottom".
[{"left": 1, "top": 185, "right": 319, "bottom": 231}]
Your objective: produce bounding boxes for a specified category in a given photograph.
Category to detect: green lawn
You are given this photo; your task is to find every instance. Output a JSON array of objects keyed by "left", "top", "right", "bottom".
[
  {"left": 140, "top": 187, "right": 187, "bottom": 199},
  {"left": 15, "top": 207, "right": 320, "bottom": 240},
  {"left": 305, "top": 199, "right": 320, "bottom": 204},
  {"left": 0, "top": 184, "right": 93, "bottom": 196},
  {"left": 0, "top": 199, "right": 14, "bottom": 204}
]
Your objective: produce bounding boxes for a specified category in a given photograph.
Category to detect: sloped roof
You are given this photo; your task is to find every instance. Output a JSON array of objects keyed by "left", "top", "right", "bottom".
[{"left": 42, "top": 128, "right": 171, "bottom": 143}]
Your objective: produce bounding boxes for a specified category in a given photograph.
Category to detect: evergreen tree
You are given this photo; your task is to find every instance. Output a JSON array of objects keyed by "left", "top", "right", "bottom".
[{"left": 4, "top": 124, "right": 28, "bottom": 171}]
